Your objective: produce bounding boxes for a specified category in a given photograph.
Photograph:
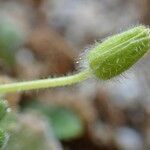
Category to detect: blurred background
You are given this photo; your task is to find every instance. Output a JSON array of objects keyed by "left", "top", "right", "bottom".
[{"left": 0, "top": 0, "right": 150, "bottom": 149}]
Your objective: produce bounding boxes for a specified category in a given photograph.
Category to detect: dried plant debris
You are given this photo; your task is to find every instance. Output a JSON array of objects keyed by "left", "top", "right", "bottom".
[{"left": 27, "top": 25, "right": 77, "bottom": 75}]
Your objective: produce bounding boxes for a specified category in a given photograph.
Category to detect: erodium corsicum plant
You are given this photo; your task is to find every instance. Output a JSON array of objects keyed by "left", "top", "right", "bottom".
[{"left": 0, "top": 25, "right": 150, "bottom": 94}]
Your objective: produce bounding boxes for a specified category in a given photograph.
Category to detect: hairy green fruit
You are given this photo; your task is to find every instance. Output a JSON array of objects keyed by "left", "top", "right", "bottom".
[{"left": 88, "top": 26, "right": 150, "bottom": 80}]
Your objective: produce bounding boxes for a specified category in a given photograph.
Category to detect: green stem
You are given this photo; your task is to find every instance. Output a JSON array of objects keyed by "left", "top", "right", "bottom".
[{"left": 0, "top": 69, "right": 91, "bottom": 94}]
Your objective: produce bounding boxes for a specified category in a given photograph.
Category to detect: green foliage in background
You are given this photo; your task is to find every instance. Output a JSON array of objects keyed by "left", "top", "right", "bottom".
[
  {"left": 26, "top": 102, "right": 84, "bottom": 141},
  {"left": 0, "top": 18, "right": 24, "bottom": 66},
  {"left": 0, "top": 100, "right": 9, "bottom": 149}
]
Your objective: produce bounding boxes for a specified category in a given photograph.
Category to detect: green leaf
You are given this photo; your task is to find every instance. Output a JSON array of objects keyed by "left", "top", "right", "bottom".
[
  {"left": 48, "top": 107, "right": 84, "bottom": 140},
  {"left": 0, "top": 128, "right": 8, "bottom": 149},
  {"left": 0, "top": 100, "right": 8, "bottom": 121}
]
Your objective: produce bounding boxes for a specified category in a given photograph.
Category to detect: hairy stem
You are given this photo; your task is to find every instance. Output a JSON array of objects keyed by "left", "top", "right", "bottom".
[{"left": 0, "top": 69, "right": 91, "bottom": 94}]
